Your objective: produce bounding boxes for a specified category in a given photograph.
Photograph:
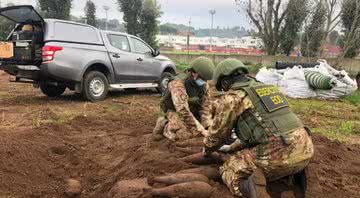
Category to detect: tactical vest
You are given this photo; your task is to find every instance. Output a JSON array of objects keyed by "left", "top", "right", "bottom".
[{"left": 231, "top": 80, "right": 303, "bottom": 148}]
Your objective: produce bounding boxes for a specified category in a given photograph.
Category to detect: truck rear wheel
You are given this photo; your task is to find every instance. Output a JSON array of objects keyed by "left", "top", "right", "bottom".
[
  {"left": 40, "top": 84, "right": 66, "bottom": 97},
  {"left": 82, "top": 71, "right": 109, "bottom": 102}
]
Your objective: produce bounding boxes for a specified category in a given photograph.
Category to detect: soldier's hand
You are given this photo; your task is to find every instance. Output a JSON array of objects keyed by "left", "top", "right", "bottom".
[{"left": 201, "top": 129, "right": 210, "bottom": 137}]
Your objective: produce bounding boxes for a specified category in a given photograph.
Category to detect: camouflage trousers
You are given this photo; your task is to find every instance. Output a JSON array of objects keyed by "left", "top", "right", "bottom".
[
  {"left": 153, "top": 111, "right": 194, "bottom": 141},
  {"left": 220, "top": 128, "right": 314, "bottom": 197}
]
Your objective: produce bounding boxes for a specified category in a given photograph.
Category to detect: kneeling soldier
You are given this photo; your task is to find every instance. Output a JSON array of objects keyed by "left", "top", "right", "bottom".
[{"left": 203, "top": 59, "right": 314, "bottom": 197}]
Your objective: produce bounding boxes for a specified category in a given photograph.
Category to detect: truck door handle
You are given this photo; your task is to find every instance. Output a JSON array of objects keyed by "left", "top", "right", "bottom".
[
  {"left": 112, "top": 54, "right": 120, "bottom": 58},
  {"left": 137, "top": 57, "right": 143, "bottom": 62}
]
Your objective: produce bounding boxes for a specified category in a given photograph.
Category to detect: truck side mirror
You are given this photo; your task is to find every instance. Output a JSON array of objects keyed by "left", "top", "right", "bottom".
[{"left": 153, "top": 49, "right": 160, "bottom": 57}]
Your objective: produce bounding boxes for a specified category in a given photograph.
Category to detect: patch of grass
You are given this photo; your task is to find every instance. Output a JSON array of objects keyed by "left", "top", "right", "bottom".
[
  {"left": 243, "top": 61, "right": 254, "bottom": 66},
  {"left": 247, "top": 63, "right": 264, "bottom": 74},
  {"left": 102, "top": 103, "right": 125, "bottom": 113},
  {"left": 289, "top": 98, "right": 360, "bottom": 143},
  {"left": 31, "top": 107, "right": 84, "bottom": 127},
  {"left": 343, "top": 90, "right": 360, "bottom": 106},
  {"left": 246, "top": 64, "right": 273, "bottom": 75},
  {"left": 176, "top": 61, "right": 190, "bottom": 71}
]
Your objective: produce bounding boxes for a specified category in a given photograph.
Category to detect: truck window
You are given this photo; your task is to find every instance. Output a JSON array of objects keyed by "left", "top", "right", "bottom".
[
  {"left": 54, "top": 22, "right": 100, "bottom": 44},
  {"left": 108, "top": 34, "right": 130, "bottom": 52},
  {"left": 130, "top": 38, "right": 152, "bottom": 54}
]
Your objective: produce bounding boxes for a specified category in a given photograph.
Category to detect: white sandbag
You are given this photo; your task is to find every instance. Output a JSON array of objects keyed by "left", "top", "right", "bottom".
[
  {"left": 316, "top": 80, "right": 358, "bottom": 99},
  {"left": 255, "top": 67, "right": 283, "bottom": 86},
  {"left": 280, "top": 66, "right": 317, "bottom": 98},
  {"left": 304, "top": 65, "right": 332, "bottom": 77}
]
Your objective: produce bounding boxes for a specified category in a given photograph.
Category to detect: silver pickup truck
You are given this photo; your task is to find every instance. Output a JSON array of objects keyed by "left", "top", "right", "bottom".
[{"left": 0, "top": 5, "right": 176, "bottom": 101}]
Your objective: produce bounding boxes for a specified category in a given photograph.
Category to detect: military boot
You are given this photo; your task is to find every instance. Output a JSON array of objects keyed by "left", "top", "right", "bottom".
[
  {"left": 152, "top": 117, "right": 168, "bottom": 141},
  {"left": 239, "top": 169, "right": 270, "bottom": 198}
]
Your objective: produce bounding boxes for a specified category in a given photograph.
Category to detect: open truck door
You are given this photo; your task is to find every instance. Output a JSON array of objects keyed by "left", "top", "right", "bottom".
[
  {"left": 0, "top": 5, "right": 44, "bottom": 66},
  {"left": 0, "top": 5, "right": 44, "bottom": 23}
]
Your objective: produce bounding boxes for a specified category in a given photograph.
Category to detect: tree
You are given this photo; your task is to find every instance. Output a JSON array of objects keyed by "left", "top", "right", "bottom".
[
  {"left": 139, "top": 0, "right": 162, "bottom": 48},
  {"left": 236, "top": 0, "right": 294, "bottom": 55},
  {"left": 341, "top": 0, "right": 360, "bottom": 58},
  {"left": 301, "top": 2, "right": 327, "bottom": 57},
  {"left": 117, "top": 0, "right": 143, "bottom": 35},
  {"left": 84, "top": 0, "right": 96, "bottom": 27},
  {"left": 324, "top": 0, "right": 343, "bottom": 37},
  {"left": 280, "top": 0, "right": 309, "bottom": 56},
  {"left": 329, "top": 30, "right": 340, "bottom": 45},
  {"left": 337, "top": 34, "right": 345, "bottom": 47},
  {"left": 320, "top": 0, "right": 343, "bottom": 56},
  {"left": 38, "top": 0, "right": 72, "bottom": 20}
]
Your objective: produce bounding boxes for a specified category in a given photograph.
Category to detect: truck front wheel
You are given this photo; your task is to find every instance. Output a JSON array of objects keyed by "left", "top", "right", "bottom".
[
  {"left": 82, "top": 71, "right": 109, "bottom": 102},
  {"left": 157, "top": 72, "right": 174, "bottom": 94},
  {"left": 40, "top": 84, "right": 66, "bottom": 97}
]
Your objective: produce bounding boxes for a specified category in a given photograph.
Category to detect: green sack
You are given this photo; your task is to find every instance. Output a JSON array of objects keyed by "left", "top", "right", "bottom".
[{"left": 304, "top": 71, "right": 335, "bottom": 90}]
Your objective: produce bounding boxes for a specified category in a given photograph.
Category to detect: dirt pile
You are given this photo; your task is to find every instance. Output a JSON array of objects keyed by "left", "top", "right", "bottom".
[
  {"left": 304, "top": 135, "right": 360, "bottom": 198},
  {"left": 107, "top": 134, "right": 360, "bottom": 198}
]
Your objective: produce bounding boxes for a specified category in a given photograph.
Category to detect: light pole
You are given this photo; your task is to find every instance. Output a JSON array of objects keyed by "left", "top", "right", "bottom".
[
  {"left": 103, "top": 6, "right": 110, "bottom": 31},
  {"left": 209, "top": 10, "right": 216, "bottom": 51}
]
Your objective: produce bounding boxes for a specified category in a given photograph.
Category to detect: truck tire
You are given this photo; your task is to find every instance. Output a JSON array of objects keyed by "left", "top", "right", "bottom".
[
  {"left": 40, "top": 84, "right": 66, "bottom": 97},
  {"left": 82, "top": 71, "right": 109, "bottom": 102},
  {"left": 157, "top": 72, "right": 174, "bottom": 94}
]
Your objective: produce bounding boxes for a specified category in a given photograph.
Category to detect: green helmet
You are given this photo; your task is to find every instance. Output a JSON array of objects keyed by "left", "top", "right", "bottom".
[
  {"left": 189, "top": 57, "right": 215, "bottom": 80},
  {"left": 213, "top": 58, "right": 249, "bottom": 85}
]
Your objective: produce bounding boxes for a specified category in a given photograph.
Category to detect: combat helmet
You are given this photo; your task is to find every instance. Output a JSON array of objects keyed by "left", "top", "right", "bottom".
[
  {"left": 189, "top": 57, "right": 215, "bottom": 80},
  {"left": 213, "top": 58, "right": 249, "bottom": 85}
]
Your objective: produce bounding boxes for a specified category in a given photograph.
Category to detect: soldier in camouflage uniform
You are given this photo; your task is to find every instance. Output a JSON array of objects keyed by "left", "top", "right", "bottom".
[
  {"left": 203, "top": 59, "right": 314, "bottom": 197},
  {"left": 153, "top": 57, "right": 216, "bottom": 141}
]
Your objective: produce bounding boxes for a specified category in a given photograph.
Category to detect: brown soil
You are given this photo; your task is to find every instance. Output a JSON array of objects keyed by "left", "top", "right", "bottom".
[{"left": 0, "top": 71, "right": 359, "bottom": 198}]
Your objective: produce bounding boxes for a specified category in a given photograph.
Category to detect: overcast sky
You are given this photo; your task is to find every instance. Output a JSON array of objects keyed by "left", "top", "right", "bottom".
[{"left": 3, "top": 0, "right": 250, "bottom": 29}]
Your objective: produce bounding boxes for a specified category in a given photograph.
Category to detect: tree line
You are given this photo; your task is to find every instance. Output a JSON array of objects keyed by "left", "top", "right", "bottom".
[{"left": 236, "top": 0, "right": 360, "bottom": 58}]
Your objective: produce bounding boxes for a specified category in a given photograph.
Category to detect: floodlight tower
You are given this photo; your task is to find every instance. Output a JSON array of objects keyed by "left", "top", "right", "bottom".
[
  {"left": 209, "top": 9, "right": 216, "bottom": 51},
  {"left": 103, "top": 5, "right": 110, "bottom": 31}
]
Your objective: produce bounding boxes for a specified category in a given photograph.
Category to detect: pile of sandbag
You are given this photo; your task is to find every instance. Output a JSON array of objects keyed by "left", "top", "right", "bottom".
[{"left": 256, "top": 60, "right": 358, "bottom": 99}]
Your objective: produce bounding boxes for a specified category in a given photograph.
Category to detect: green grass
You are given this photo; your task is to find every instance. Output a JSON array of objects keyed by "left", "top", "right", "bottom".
[
  {"left": 289, "top": 98, "right": 360, "bottom": 143},
  {"left": 176, "top": 61, "right": 190, "bottom": 71},
  {"left": 343, "top": 90, "right": 360, "bottom": 106}
]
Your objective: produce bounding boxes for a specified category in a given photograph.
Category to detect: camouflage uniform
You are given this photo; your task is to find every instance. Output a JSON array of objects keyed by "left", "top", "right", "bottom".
[
  {"left": 204, "top": 58, "right": 314, "bottom": 197},
  {"left": 153, "top": 57, "right": 215, "bottom": 141},
  {"left": 161, "top": 77, "right": 208, "bottom": 141},
  {"left": 200, "top": 80, "right": 218, "bottom": 129},
  {"left": 204, "top": 89, "right": 314, "bottom": 197}
]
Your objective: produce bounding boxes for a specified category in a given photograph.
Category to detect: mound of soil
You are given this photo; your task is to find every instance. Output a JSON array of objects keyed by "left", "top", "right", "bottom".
[
  {"left": 304, "top": 135, "right": 360, "bottom": 197},
  {"left": 106, "top": 134, "right": 360, "bottom": 198}
]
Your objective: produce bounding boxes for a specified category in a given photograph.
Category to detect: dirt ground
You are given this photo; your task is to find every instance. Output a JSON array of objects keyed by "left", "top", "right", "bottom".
[{"left": 0, "top": 71, "right": 359, "bottom": 198}]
